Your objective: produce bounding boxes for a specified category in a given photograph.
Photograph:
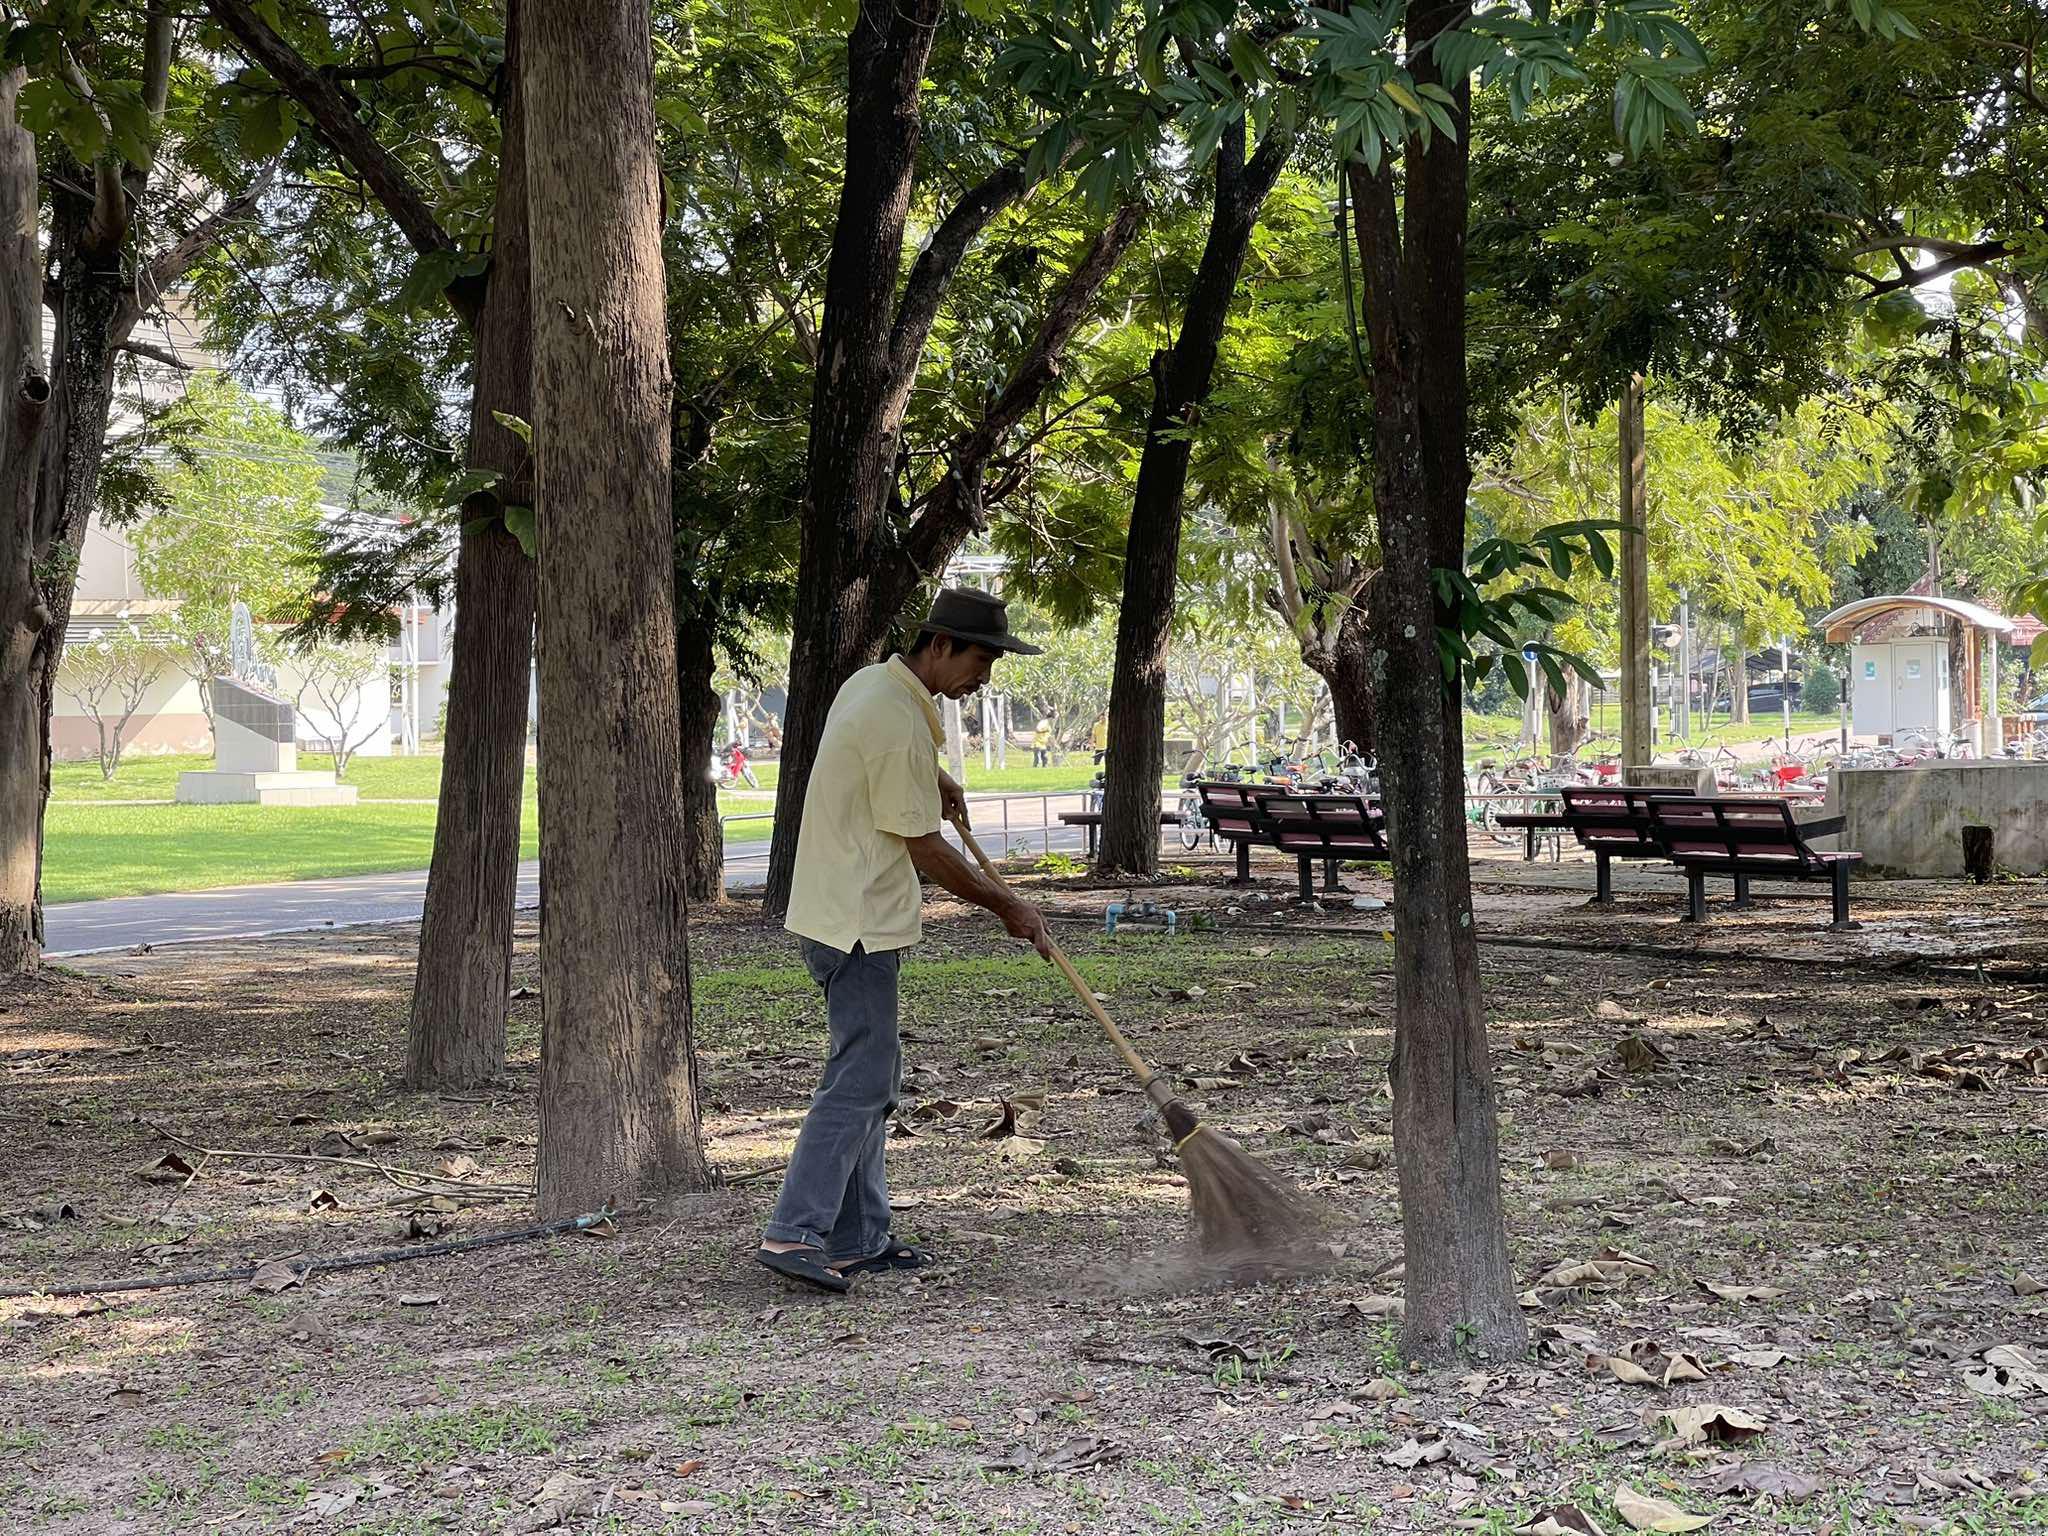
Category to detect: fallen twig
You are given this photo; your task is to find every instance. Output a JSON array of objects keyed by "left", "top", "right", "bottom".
[
  {"left": 140, "top": 1119, "right": 528, "bottom": 1200},
  {"left": 0, "top": 1209, "right": 613, "bottom": 1300}
]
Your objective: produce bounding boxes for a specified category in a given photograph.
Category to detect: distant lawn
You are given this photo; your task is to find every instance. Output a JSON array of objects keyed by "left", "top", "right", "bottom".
[
  {"left": 39, "top": 801, "right": 537, "bottom": 905},
  {"left": 42, "top": 753, "right": 782, "bottom": 905},
  {"left": 51, "top": 751, "right": 470, "bottom": 802}
]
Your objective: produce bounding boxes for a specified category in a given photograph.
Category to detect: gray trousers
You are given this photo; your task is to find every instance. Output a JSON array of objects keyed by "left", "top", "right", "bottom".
[{"left": 763, "top": 938, "right": 902, "bottom": 1260}]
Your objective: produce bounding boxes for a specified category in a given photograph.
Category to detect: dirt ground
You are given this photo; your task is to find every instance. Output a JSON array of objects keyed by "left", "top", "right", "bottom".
[{"left": 3, "top": 850, "right": 2046, "bottom": 1534}]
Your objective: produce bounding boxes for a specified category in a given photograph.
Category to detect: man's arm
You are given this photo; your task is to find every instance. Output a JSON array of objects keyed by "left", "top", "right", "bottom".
[
  {"left": 903, "top": 831, "right": 1053, "bottom": 958},
  {"left": 935, "top": 767, "right": 969, "bottom": 826}
]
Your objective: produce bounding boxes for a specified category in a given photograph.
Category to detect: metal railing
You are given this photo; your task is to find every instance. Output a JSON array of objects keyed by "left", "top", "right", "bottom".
[{"left": 717, "top": 788, "right": 1182, "bottom": 872}]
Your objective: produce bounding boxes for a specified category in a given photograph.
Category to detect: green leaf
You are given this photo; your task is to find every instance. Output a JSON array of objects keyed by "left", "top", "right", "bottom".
[
  {"left": 491, "top": 410, "right": 533, "bottom": 445},
  {"left": 501, "top": 504, "right": 537, "bottom": 557}
]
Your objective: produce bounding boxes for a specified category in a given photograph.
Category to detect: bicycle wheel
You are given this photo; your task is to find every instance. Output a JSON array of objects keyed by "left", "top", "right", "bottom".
[{"left": 1178, "top": 792, "right": 1203, "bottom": 850}]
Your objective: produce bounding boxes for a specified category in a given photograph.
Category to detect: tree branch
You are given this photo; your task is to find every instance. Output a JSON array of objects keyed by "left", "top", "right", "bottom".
[
  {"left": 1842, "top": 237, "right": 2012, "bottom": 295},
  {"left": 200, "top": 0, "right": 479, "bottom": 324},
  {"left": 882, "top": 157, "right": 1030, "bottom": 427},
  {"left": 896, "top": 200, "right": 1145, "bottom": 579},
  {"left": 116, "top": 338, "right": 193, "bottom": 370},
  {"left": 109, "top": 161, "right": 279, "bottom": 346}
]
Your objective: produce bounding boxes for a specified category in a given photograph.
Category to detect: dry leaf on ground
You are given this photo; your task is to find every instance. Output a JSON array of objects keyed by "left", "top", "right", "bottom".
[
  {"left": 1613, "top": 1483, "right": 1714, "bottom": 1532},
  {"left": 248, "top": 1258, "right": 303, "bottom": 1294},
  {"left": 1342, "top": 1294, "right": 1405, "bottom": 1319},
  {"left": 132, "top": 1152, "right": 195, "bottom": 1184},
  {"left": 1960, "top": 1344, "right": 2048, "bottom": 1397},
  {"left": 1616, "top": 1033, "right": 1670, "bottom": 1071},
  {"left": 1696, "top": 1280, "right": 1785, "bottom": 1304},
  {"left": 1381, "top": 1437, "right": 1449, "bottom": 1469},
  {"left": 1705, "top": 1462, "right": 1821, "bottom": 1501},
  {"left": 1656, "top": 1404, "right": 1767, "bottom": 1451},
  {"left": 1523, "top": 1508, "right": 1608, "bottom": 1536}
]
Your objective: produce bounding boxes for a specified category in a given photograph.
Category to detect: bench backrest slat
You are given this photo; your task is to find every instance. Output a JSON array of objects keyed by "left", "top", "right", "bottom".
[
  {"left": 1254, "top": 791, "right": 1388, "bottom": 857},
  {"left": 1646, "top": 796, "right": 1821, "bottom": 871}
]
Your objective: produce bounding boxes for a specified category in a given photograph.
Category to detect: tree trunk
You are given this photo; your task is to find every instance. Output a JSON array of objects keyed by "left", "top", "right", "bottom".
[
  {"left": 0, "top": 67, "right": 48, "bottom": 975},
  {"left": 1099, "top": 121, "right": 1292, "bottom": 874},
  {"left": 762, "top": 0, "right": 943, "bottom": 916},
  {"left": 1730, "top": 631, "right": 1749, "bottom": 724},
  {"left": 406, "top": 0, "right": 535, "bottom": 1088},
  {"left": 1546, "top": 675, "right": 1587, "bottom": 758},
  {"left": 405, "top": 526, "right": 534, "bottom": 1086},
  {"left": 3, "top": 150, "right": 129, "bottom": 979},
  {"left": 676, "top": 605, "right": 724, "bottom": 904},
  {"left": 527, "top": 0, "right": 710, "bottom": 1213},
  {"left": 1347, "top": 0, "right": 1526, "bottom": 1362},
  {"left": 1316, "top": 603, "right": 1377, "bottom": 756}
]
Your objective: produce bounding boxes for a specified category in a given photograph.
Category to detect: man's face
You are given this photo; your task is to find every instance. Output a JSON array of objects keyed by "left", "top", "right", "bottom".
[{"left": 932, "top": 638, "right": 999, "bottom": 700}]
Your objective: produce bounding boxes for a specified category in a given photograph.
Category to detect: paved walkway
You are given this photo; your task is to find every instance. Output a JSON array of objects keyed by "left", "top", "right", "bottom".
[{"left": 42, "top": 796, "right": 1102, "bottom": 957}]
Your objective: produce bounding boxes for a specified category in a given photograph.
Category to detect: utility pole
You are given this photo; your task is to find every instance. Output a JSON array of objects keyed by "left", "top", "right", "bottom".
[
  {"left": 1676, "top": 592, "right": 1692, "bottom": 741},
  {"left": 1618, "top": 373, "right": 1651, "bottom": 769},
  {"left": 1781, "top": 632, "right": 1793, "bottom": 751}
]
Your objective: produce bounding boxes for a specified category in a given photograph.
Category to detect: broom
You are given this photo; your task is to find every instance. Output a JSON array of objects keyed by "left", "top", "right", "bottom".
[{"left": 950, "top": 815, "right": 1322, "bottom": 1262}]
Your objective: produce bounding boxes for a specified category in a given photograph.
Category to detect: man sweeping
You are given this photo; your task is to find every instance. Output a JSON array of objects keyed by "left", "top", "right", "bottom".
[{"left": 757, "top": 589, "right": 1052, "bottom": 1294}]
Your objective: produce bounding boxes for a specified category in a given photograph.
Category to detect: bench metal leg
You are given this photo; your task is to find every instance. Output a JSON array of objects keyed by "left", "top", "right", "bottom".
[
  {"left": 1086, "top": 822, "right": 1097, "bottom": 859},
  {"left": 1524, "top": 825, "right": 1537, "bottom": 861},
  {"left": 1592, "top": 852, "right": 1613, "bottom": 905},
  {"left": 1323, "top": 857, "right": 1341, "bottom": 892},
  {"left": 1732, "top": 873, "right": 1753, "bottom": 909},
  {"left": 1684, "top": 868, "right": 1707, "bottom": 923},
  {"left": 1297, "top": 857, "right": 1315, "bottom": 901},
  {"left": 1829, "top": 862, "right": 1855, "bottom": 930},
  {"left": 1231, "top": 840, "right": 1251, "bottom": 886}
]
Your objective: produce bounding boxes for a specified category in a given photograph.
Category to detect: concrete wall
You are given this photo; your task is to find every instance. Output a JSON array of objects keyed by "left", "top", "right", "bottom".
[
  {"left": 50, "top": 670, "right": 210, "bottom": 762},
  {"left": 1831, "top": 761, "right": 2048, "bottom": 877}
]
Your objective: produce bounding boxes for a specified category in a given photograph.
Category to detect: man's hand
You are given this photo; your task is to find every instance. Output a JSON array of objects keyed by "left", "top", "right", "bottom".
[
  {"left": 936, "top": 768, "right": 969, "bottom": 826},
  {"left": 1000, "top": 894, "right": 1054, "bottom": 959}
]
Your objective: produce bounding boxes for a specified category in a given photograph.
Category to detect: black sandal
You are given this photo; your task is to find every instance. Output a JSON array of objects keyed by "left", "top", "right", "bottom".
[
  {"left": 833, "top": 1240, "right": 933, "bottom": 1278},
  {"left": 755, "top": 1245, "right": 851, "bottom": 1294}
]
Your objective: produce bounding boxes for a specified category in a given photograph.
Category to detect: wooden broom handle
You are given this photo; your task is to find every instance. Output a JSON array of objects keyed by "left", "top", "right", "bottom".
[{"left": 949, "top": 815, "right": 1162, "bottom": 1092}]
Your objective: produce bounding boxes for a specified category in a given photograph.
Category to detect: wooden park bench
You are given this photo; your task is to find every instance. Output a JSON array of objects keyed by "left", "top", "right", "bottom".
[
  {"left": 1191, "top": 780, "right": 1291, "bottom": 883},
  {"left": 1497, "top": 785, "right": 1693, "bottom": 904},
  {"left": 1255, "top": 791, "right": 1391, "bottom": 900},
  {"left": 1643, "top": 796, "right": 1861, "bottom": 928}
]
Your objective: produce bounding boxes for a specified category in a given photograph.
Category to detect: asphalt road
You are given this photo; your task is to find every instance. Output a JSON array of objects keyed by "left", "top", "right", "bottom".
[{"left": 42, "top": 798, "right": 1108, "bottom": 957}]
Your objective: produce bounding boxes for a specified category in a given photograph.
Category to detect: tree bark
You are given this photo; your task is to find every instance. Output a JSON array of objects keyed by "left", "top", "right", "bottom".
[
  {"left": 1346, "top": 0, "right": 1525, "bottom": 1362},
  {"left": 526, "top": 0, "right": 710, "bottom": 1213},
  {"left": 676, "top": 604, "right": 724, "bottom": 905},
  {"left": 1319, "top": 603, "right": 1377, "bottom": 755},
  {"left": 405, "top": 525, "right": 533, "bottom": 1085},
  {"left": 1730, "top": 629, "right": 1749, "bottom": 723},
  {"left": 405, "top": 0, "right": 535, "bottom": 1089},
  {"left": 763, "top": 0, "right": 943, "bottom": 915},
  {"left": 1099, "top": 121, "right": 1292, "bottom": 874},
  {"left": 1546, "top": 675, "right": 1587, "bottom": 758},
  {"left": 9, "top": 154, "right": 131, "bottom": 979},
  {"left": 0, "top": 67, "right": 49, "bottom": 975}
]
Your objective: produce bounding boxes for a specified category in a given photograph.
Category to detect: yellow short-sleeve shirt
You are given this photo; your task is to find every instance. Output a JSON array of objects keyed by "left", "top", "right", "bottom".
[{"left": 784, "top": 656, "right": 945, "bottom": 953}]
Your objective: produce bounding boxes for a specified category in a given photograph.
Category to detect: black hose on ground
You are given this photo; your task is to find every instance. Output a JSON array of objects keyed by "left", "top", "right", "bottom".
[{"left": 0, "top": 1209, "right": 611, "bottom": 1301}]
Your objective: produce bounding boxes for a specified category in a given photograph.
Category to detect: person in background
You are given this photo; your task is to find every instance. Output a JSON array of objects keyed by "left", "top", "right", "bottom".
[{"left": 1031, "top": 719, "right": 1052, "bottom": 767}]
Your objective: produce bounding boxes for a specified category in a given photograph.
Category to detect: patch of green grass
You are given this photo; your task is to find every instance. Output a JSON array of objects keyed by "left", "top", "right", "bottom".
[
  {"left": 39, "top": 800, "right": 536, "bottom": 904},
  {"left": 142, "top": 1423, "right": 223, "bottom": 1455},
  {"left": 0, "top": 1424, "right": 43, "bottom": 1452},
  {"left": 42, "top": 752, "right": 767, "bottom": 901},
  {"left": 342, "top": 1403, "right": 584, "bottom": 1465}
]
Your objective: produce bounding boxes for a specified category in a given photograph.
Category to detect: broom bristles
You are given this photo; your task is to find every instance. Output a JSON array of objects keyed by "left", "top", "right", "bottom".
[{"left": 1163, "top": 1100, "right": 1326, "bottom": 1264}]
